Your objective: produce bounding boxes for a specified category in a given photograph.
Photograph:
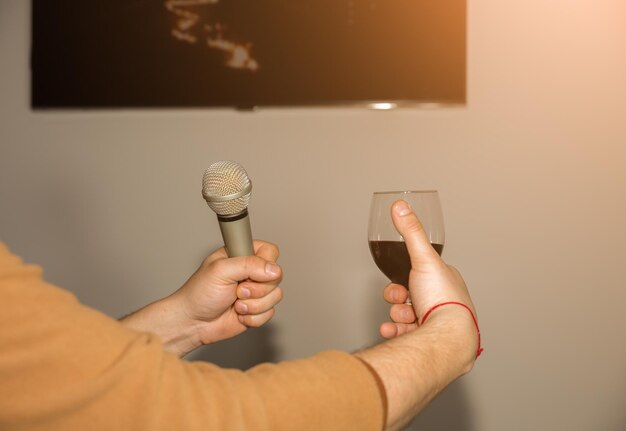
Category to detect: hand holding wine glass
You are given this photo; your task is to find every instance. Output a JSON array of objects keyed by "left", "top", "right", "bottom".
[
  {"left": 381, "top": 200, "right": 481, "bottom": 362},
  {"left": 369, "top": 195, "right": 478, "bottom": 341}
]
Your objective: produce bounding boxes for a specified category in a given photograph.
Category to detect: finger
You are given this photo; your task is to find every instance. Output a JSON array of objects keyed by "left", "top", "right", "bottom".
[
  {"left": 379, "top": 322, "right": 418, "bottom": 339},
  {"left": 237, "top": 279, "right": 281, "bottom": 300},
  {"left": 210, "top": 255, "right": 282, "bottom": 284},
  {"left": 391, "top": 200, "right": 440, "bottom": 267},
  {"left": 238, "top": 308, "right": 276, "bottom": 328},
  {"left": 203, "top": 240, "right": 279, "bottom": 268},
  {"left": 390, "top": 303, "right": 417, "bottom": 324},
  {"left": 383, "top": 283, "right": 409, "bottom": 304},
  {"left": 235, "top": 287, "right": 283, "bottom": 315},
  {"left": 253, "top": 240, "right": 280, "bottom": 262},
  {"left": 379, "top": 322, "right": 398, "bottom": 338}
]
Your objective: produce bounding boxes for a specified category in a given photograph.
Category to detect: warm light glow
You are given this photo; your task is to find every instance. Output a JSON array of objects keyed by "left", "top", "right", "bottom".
[
  {"left": 369, "top": 102, "right": 397, "bottom": 110},
  {"left": 164, "top": 0, "right": 259, "bottom": 71}
]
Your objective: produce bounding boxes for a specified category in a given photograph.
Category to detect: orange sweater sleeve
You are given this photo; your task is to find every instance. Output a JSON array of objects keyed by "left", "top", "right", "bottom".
[{"left": 0, "top": 242, "right": 385, "bottom": 431}]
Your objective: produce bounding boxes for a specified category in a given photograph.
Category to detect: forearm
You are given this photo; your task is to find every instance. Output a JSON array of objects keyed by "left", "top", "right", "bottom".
[
  {"left": 120, "top": 294, "right": 202, "bottom": 357},
  {"left": 356, "top": 307, "right": 477, "bottom": 431}
]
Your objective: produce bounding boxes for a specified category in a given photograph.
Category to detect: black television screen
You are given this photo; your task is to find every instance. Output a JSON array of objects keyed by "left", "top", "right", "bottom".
[{"left": 31, "top": 0, "right": 466, "bottom": 109}]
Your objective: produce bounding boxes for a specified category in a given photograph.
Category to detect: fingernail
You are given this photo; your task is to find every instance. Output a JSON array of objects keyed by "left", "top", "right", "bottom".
[
  {"left": 239, "top": 287, "right": 251, "bottom": 299},
  {"left": 236, "top": 301, "right": 248, "bottom": 314},
  {"left": 265, "top": 262, "right": 280, "bottom": 276},
  {"left": 395, "top": 201, "right": 412, "bottom": 216}
]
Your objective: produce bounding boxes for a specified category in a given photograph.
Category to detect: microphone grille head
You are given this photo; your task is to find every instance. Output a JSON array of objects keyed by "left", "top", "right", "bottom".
[{"left": 202, "top": 161, "right": 252, "bottom": 216}]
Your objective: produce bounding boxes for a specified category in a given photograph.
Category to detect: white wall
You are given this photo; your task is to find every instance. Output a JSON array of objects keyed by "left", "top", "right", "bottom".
[{"left": 2, "top": 1, "right": 626, "bottom": 430}]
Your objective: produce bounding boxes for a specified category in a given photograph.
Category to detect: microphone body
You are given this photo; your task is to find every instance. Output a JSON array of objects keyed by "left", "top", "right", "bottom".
[
  {"left": 202, "top": 161, "right": 255, "bottom": 258},
  {"left": 217, "top": 210, "right": 254, "bottom": 257}
]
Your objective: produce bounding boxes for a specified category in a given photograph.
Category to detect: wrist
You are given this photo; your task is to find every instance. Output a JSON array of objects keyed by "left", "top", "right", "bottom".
[
  {"left": 356, "top": 302, "right": 480, "bottom": 430},
  {"left": 120, "top": 295, "right": 203, "bottom": 357},
  {"left": 420, "top": 305, "right": 479, "bottom": 376}
]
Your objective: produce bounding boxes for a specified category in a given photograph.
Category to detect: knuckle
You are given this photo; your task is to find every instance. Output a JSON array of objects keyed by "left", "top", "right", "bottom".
[
  {"left": 201, "top": 256, "right": 212, "bottom": 269},
  {"left": 245, "top": 298, "right": 262, "bottom": 314},
  {"left": 240, "top": 283, "right": 257, "bottom": 300},
  {"left": 271, "top": 287, "right": 283, "bottom": 304},
  {"left": 265, "top": 308, "right": 276, "bottom": 322},
  {"left": 211, "top": 258, "right": 227, "bottom": 273},
  {"left": 256, "top": 241, "right": 280, "bottom": 261},
  {"left": 389, "top": 304, "right": 401, "bottom": 321},
  {"left": 244, "top": 255, "right": 255, "bottom": 270},
  {"left": 268, "top": 242, "right": 280, "bottom": 260},
  {"left": 241, "top": 282, "right": 258, "bottom": 297},
  {"left": 244, "top": 255, "right": 263, "bottom": 273},
  {"left": 240, "top": 315, "right": 253, "bottom": 327},
  {"left": 249, "top": 310, "right": 274, "bottom": 327},
  {"left": 406, "top": 218, "right": 425, "bottom": 234},
  {"left": 202, "top": 248, "right": 224, "bottom": 267},
  {"left": 247, "top": 315, "right": 261, "bottom": 327},
  {"left": 249, "top": 302, "right": 262, "bottom": 315},
  {"left": 396, "top": 324, "right": 406, "bottom": 336}
]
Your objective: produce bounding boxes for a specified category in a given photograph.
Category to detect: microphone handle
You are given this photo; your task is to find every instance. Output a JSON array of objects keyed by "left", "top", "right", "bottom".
[{"left": 217, "top": 210, "right": 254, "bottom": 257}]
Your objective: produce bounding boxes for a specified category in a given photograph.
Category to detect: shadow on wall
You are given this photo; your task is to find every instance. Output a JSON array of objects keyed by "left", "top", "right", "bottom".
[
  {"left": 367, "top": 275, "right": 476, "bottom": 431},
  {"left": 185, "top": 325, "right": 279, "bottom": 370},
  {"left": 15, "top": 167, "right": 149, "bottom": 317}
]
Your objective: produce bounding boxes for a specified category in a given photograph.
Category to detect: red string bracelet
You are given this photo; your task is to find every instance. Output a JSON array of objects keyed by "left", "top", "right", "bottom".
[{"left": 420, "top": 301, "right": 484, "bottom": 359}]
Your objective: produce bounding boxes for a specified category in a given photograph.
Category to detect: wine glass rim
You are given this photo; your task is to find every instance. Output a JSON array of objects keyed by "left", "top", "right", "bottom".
[{"left": 373, "top": 190, "right": 438, "bottom": 195}]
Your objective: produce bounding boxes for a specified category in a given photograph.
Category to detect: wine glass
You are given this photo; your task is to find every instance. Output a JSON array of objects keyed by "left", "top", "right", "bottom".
[{"left": 368, "top": 191, "right": 445, "bottom": 293}]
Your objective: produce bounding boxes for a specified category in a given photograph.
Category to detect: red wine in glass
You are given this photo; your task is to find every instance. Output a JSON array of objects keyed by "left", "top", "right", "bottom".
[
  {"left": 368, "top": 191, "right": 445, "bottom": 293},
  {"left": 368, "top": 240, "right": 443, "bottom": 287}
]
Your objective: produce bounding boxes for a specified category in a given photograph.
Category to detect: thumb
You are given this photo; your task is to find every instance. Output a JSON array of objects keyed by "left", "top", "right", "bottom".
[{"left": 391, "top": 200, "right": 440, "bottom": 267}]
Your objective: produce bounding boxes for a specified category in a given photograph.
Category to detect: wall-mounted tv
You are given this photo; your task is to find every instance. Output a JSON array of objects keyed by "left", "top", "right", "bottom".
[{"left": 31, "top": 0, "right": 466, "bottom": 109}]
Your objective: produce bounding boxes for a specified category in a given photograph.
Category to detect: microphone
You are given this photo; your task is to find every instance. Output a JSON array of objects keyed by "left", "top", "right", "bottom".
[{"left": 202, "top": 161, "right": 255, "bottom": 257}]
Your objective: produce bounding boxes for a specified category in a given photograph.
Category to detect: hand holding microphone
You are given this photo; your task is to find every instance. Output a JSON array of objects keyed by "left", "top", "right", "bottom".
[
  {"left": 160, "top": 161, "right": 283, "bottom": 347},
  {"left": 172, "top": 239, "right": 283, "bottom": 348}
]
